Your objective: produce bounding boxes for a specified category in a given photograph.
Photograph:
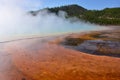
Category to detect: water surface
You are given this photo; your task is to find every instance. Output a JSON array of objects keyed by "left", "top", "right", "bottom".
[{"left": 0, "top": 23, "right": 107, "bottom": 42}]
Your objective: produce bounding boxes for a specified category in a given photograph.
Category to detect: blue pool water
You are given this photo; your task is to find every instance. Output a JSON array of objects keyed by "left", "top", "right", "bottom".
[{"left": 0, "top": 23, "right": 107, "bottom": 42}]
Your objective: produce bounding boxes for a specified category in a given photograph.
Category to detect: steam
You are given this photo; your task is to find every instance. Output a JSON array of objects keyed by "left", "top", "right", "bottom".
[
  {"left": 0, "top": 0, "right": 108, "bottom": 79},
  {"left": 0, "top": 0, "right": 103, "bottom": 42}
]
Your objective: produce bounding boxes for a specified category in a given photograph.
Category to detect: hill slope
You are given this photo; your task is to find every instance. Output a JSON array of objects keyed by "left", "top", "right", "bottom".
[
  {"left": 81, "top": 8, "right": 120, "bottom": 25},
  {"left": 48, "top": 5, "right": 120, "bottom": 25},
  {"left": 30, "top": 4, "right": 120, "bottom": 25},
  {"left": 48, "top": 4, "right": 87, "bottom": 17}
]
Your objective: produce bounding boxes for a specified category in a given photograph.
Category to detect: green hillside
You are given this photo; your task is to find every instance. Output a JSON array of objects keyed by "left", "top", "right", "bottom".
[
  {"left": 82, "top": 8, "right": 120, "bottom": 25},
  {"left": 48, "top": 5, "right": 120, "bottom": 25},
  {"left": 48, "top": 4, "right": 87, "bottom": 17},
  {"left": 30, "top": 4, "right": 120, "bottom": 25}
]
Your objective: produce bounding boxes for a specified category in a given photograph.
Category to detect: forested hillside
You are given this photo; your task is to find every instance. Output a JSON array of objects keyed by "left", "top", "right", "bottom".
[
  {"left": 81, "top": 8, "right": 120, "bottom": 25},
  {"left": 30, "top": 4, "right": 120, "bottom": 25}
]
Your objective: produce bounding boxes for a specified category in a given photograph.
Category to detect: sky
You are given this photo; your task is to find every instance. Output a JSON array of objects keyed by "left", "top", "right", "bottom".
[
  {"left": 30, "top": 0, "right": 120, "bottom": 10},
  {"left": 0, "top": 0, "right": 119, "bottom": 10}
]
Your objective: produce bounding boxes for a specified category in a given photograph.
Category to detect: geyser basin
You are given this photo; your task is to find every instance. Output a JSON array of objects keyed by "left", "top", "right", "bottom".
[{"left": 3, "top": 36, "right": 120, "bottom": 80}]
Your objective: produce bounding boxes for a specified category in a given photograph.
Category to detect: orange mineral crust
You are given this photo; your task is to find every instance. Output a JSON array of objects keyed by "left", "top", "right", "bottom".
[{"left": 2, "top": 38, "right": 120, "bottom": 80}]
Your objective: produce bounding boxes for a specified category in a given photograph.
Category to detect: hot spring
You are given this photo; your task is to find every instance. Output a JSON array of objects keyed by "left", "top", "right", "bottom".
[
  {"left": 0, "top": 22, "right": 107, "bottom": 42},
  {"left": 0, "top": 9, "right": 107, "bottom": 42}
]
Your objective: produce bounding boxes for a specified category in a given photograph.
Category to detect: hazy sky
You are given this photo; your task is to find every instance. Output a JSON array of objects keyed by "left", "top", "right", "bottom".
[{"left": 29, "top": 0, "right": 120, "bottom": 10}]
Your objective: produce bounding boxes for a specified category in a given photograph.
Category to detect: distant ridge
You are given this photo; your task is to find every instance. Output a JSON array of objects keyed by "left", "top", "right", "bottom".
[
  {"left": 48, "top": 4, "right": 87, "bottom": 16},
  {"left": 30, "top": 4, "right": 120, "bottom": 25}
]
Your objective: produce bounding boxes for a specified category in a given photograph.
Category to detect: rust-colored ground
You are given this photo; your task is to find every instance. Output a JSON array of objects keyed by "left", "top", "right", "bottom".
[{"left": 1, "top": 37, "right": 119, "bottom": 80}]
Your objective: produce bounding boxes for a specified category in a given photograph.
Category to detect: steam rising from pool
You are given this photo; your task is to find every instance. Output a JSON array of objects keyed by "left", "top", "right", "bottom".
[{"left": 0, "top": 0, "right": 106, "bottom": 42}]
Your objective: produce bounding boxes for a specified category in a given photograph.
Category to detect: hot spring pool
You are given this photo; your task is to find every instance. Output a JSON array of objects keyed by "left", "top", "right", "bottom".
[{"left": 0, "top": 24, "right": 108, "bottom": 42}]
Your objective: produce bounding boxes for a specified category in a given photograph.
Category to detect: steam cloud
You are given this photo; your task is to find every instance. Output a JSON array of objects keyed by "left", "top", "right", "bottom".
[{"left": 0, "top": 0, "right": 103, "bottom": 42}]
